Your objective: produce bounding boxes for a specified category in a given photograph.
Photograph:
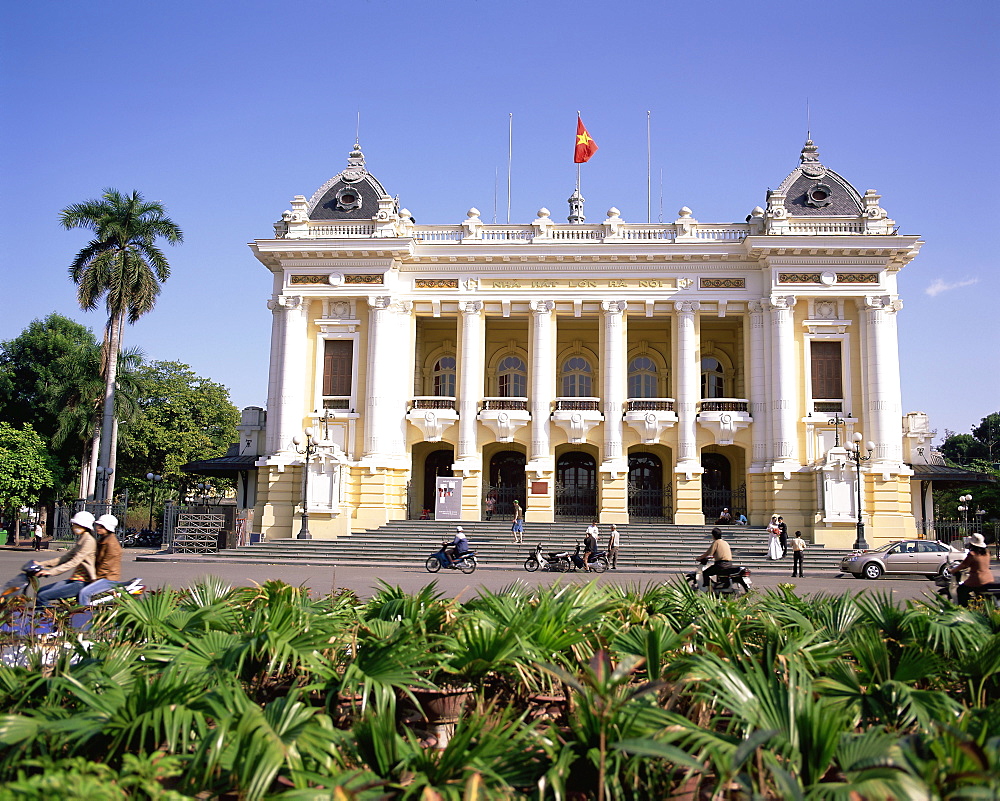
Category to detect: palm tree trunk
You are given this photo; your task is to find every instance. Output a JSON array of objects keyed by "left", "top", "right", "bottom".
[
  {"left": 107, "top": 417, "right": 119, "bottom": 501},
  {"left": 97, "top": 311, "right": 124, "bottom": 501}
]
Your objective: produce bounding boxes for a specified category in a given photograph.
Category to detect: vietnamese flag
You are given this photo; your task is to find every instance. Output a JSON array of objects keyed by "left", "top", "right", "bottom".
[{"left": 574, "top": 116, "right": 599, "bottom": 163}]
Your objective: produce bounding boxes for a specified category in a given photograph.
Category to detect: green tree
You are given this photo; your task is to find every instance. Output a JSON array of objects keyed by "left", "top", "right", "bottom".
[
  {"left": 936, "top": 411, "right": 1000, "bottom": 526},
  {"left": 0, "top": 422, "right": 54, "bottom": 521},
  {"left": 117, "top": 361, "right": 240, "bottom": 501},
  {"left": 60, "top": 189, "right": 183, "bottom": 500}
]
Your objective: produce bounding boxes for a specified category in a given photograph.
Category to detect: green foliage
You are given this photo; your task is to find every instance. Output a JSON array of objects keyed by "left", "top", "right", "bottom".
[
  {"left": 937, "top": 411, "right": 1000, "bottom": 523},
  {"left": 0, "top": 422, "right": 54, "bottom": 512},
  {"left": 1, "top": 579, "right": 999, "bottom": 799}
]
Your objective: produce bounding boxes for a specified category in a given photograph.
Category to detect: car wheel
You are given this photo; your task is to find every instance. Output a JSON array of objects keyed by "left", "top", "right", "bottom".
[
  {"left": 863, "top": 562, "right": 884, "bottom": 580},
  {"left": 524, "top": 557, "right": 539, "bottom": 572},
  {"left": 425, "top": 556, "right": 442, "bottom": 573},
  {"left": 459, "top": 556, "right": 477, "bottom": 574}
]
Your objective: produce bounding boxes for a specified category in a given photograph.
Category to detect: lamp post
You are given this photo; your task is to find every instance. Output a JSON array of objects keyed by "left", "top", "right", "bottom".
[
  {"left": 195, "top": 482, "right": 212, "bottom": 507},
  {"left": 292, "top": 428, "right": 318, "bottom": 540},
  {"left": 958, "top": 494, "right": 972, "bottom": 536},
  {"left": 95, "top": 466, "right": 114, "bottom": 507},
  {"left": 845, "top": 432, "right": 875, "bottom": 550},
  {"left": 827, "top": 415, "right": 848, "bottom": 448},
  {"left": 145, "top": 473, "right": 163, "bottom": 531}
]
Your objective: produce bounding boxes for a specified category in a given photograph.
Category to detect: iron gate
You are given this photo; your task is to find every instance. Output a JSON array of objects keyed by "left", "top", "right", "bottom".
[
  {"left": 53, "top": 496, "right": 130, "bottom": 542},
  {"left": 555, "top": 481, "right": 597, "bottom": 522},
  {"left": 702, "top": 484, "right": 746, "bottom": 521},
  {"left": 627, "top": 482, "right": 674, "bottom": 523},
  {"left": 484, "top": 484, "right": 522, "bottom": 521}
]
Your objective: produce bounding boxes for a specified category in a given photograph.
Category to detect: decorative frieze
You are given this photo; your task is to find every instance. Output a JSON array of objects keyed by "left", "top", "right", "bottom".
[
  {"left": 415, "top": 278, "right": 459, "bottom": 289},
  {"left": 700, "top": 277, "right": 745, "bottom": 289},
  {"left": 344, "top": 274, "right": 384, "bottom": 285},
  {"left": 779, "top": 273, "right": 822, "bottom": 284},
  {"left": 290, "top": 274, "right": 329, "bottom": 285},
  {"left": 836, "top": 273, "right": 879, "bottom": 284}
]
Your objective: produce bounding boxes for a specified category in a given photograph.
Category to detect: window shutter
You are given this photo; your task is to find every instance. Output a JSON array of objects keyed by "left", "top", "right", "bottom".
[
  {"left": 811, "top": 341, "right": 843, "bottom": 399},
  {"left": 323, "top": 340, "right": 353, "bottom": 396}
]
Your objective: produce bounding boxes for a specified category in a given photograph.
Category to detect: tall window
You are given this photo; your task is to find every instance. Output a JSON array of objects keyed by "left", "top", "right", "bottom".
[
  {"left": 561, "top": 356, "right": 593, "bottom": 397},
  {"left": 811, "top": 341, "right": 843, "bottom": 399},
  {"left": 628, "top": 357, "right": 658, "bottom": 398},
  {"left": 323, "top": 340, "right": 353, "bottom": 397},
  {"left": 700, "top": 357, "right": 725, "bottom": 398},
  {"left": 433, "top": 356, "right": 456, "bottom": 396},
  {"left": 497, "top": 355, "right": 527, "bottom": 397}
]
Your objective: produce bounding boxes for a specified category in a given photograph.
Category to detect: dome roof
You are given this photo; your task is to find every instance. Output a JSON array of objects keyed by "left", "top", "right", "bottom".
[
  {"left": 770, "top": 139, "right": 863, "bottom": 216},
  {"left": 306, "top": 141, "right": 396, "bottom": 221}
]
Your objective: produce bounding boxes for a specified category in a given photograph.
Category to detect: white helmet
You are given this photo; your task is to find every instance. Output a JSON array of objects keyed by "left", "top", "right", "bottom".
[
  {"left": 95, "top": 514, "right": 118, "bottom": 533},
  {"left": 70, "top": 511, "right": 96, "bottom": 531}
]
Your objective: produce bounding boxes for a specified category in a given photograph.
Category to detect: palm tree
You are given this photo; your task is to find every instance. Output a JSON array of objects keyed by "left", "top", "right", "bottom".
[{"left": 60, "top": 189, "right": 182, "bottom": 501}]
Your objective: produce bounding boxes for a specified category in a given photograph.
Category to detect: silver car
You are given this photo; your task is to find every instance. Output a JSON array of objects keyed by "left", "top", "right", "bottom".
[{"left": 839, "top": 539, "right": 964, "bottom": 580}]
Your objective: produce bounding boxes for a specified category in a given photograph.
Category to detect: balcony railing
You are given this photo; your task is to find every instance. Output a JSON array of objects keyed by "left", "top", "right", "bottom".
[
  {"left": 625, "top": 398, "right": 675, "bottom": 412},
  {"left": 410, "top": 396, "right": 457, "bottom": 411},
  {"left": 553, "top": 397, "right": 601, "bottom": 412},
  {"left": 322, "top": 397, "right": 352, "bottom": 410},
  {"left": 699, "top": 398, "right": 750, "bottom": 413},
  {"left": 481, "top": 397, "right": 529, "bottom": 412},
  {"left": 813, "top": 400, "right": 844, "bottom": 413}
]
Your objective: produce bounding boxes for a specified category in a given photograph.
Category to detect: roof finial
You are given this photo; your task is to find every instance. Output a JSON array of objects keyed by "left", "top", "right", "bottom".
[
  {"left": 347, "top": 139, "right": 365, "bottom": 169},
  {"left": 806, "top": 97, "right": 811, "bottom": 141}
]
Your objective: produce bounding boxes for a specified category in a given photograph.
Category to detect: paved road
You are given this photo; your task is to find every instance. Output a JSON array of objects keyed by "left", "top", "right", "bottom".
[{"left": 1, "top": 545, "right": 944, "bottom": 605}]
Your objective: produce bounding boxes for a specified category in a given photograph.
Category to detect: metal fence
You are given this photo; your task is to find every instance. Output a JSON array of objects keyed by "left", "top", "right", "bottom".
[
  {"left": 916, "top": 519, "right": 999, "bottom": 551},
  {"left": 627, "top": 483, "right": 674, "bottom": 523},
  {"left": 53, "top": 495, "right": 130, "bottom": 542}
]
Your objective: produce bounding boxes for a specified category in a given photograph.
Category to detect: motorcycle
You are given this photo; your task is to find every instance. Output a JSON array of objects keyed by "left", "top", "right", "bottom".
[
  {"left": 425, "top": 542, "right": 478, "bottom": 574},
  {"left": 935, "top": 561, "right": 1000, "bottom": 607},
  {"left": 123, "top": 529, "right": 162, "bottom": 548},
  {"left": 524, "top": 544, "right": 572, "bottom": 572},
  {"left": 685, "top": 558, "right": 752, "bottom": 597},
  {"left": 1, "top": 561, "right": 146, "bottom": 610}
]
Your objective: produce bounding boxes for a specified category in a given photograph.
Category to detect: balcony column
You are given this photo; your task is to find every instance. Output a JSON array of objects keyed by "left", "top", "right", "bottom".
[
  {"left": 527, "top": 299, "right": 556, "bottom": 521},
  {"left": 673, "top": 301, "right": 704, "bottom": 523},
  {"left": 767, "top": 294, "right": 800, "bottom": 477},
  {"left": 455, "top": 300, "right": 484, "bottom": 471},
  {"left": 862, "top": 295, "right": 905, "bottom": 469},
  {"left": 265, "top": 296, "right": 286, "bottom": 454},
  {"left": 747, "top": 300, "right": 769, "bottom": 470},
  {"left": 363, "top": 296, "right": 413, "bottom": 462},
  {"left": 600, "top": 300, "right": 629, "bottom": 522},
  {"left": 274, "top": 295, "right": 310, "bottom": 454}
]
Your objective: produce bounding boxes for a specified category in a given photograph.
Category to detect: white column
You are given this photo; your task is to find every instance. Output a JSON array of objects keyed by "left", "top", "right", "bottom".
[
  {"left": 275, "top": 295, "right": 310, "bottom": 453},
  {"left": 862, "top": 295, "right": 905, "bottom": 468},
  {"left": 673, "top": 301, "right": 701, "bottom": 476},
  {"left": 528, "top": 300, "right": 556, "bottom": 467},
  {"left": 767, "top": 294, "right": 799, "bottom": 474},
  {"left": 747, "top": 300, "right": 768, "bottom": 470},
  {"left": 601, "top": 300, "right": 627, "bottom": 470},
  {"left": 456, "top": 301, "right": 484, "bottom": 464},
  {"left": 265, "top": 297, "right": 286, "bottom": 454},
  {"left": 364, "top": 296, "right": 412, "bottom": 460}
]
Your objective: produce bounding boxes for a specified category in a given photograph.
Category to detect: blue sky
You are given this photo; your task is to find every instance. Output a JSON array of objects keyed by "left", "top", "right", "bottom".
[{"left": 2, "top": 0, "right": 997, "bottom": 442}]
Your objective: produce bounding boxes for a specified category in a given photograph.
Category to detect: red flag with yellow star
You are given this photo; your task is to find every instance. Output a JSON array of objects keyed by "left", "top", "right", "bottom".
[{"left": 574, "top": 116, "right": 599, "bottom": 163}]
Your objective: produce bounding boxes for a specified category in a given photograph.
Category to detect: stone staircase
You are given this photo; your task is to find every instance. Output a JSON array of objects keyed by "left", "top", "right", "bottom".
[{"left": 140, "top": 520, "right": 850, "bottom": 574}]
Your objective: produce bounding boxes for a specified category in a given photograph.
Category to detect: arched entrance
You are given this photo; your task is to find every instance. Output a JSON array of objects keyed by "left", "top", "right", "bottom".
[
  {"left": 487, "top": 450, "right": 525, "bottom": 520},
  {"left": 628, "top": 452, "right": 672, "bottom": 521},
  {"left": 701, "top": 452, "right": 745, "bottom": 518},
  {"left": 555, "top": 452, "right": 597, "bottom": 521},
  {"left": 423, "top": 449, "right": 454, "bottom": 515}
]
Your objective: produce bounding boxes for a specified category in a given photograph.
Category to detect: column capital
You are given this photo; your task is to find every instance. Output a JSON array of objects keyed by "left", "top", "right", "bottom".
[
  {"left": 269, "top": 294, "right": 304, "bottom": 311},
  {"left": 460, "top": 300, "right": 484, "bottom": 315},
  {"left": 673, "top": 300, "right": 701, "bottom": 315},
  {"left": 601, "top": 299, "right": 628, "bottom": 315},
  {"left": 369, "top": 295, "right": 413, "bottom": 314},
  {"left": 529, "top": 299, "right": 555, "bottom": 314},
  {"left": 862, "top": 294, "right": 903, "bottom": 313},
  {"left": 766, "top": 294, "right": 797, "bottom": 311},
  {"left": 747, "top": 299, "right": 766, "bottom": 315}
]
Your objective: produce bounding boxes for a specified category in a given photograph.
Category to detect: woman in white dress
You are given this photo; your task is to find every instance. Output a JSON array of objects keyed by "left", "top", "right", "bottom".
[{"left": 767, "top": 515, "right": 783, "bottom": 560}]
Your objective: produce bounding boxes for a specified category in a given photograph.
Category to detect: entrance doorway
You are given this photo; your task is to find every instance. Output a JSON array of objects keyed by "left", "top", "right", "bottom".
[
  {"left": 487, "top": 451, "right": 526, "bottom": 520},
  {"left": 555, "top": 452, "right": 597, "bottom": 521},
  {"left": 628, "top": 452, "right": 672, "bottom": 521},
  {"left": 423, "top": 449, "right": 454, "bottom": 515},
  {"left": 701, "top": 452, "right": 745, "bottom": 519}
]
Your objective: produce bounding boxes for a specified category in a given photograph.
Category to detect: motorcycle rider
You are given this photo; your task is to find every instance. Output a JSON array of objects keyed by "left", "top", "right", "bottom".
[
  {"left": 77, "top": 514, "right": 124, "bottom": 606},
  {"left": 446, "top": 526, "right": 470, "bottom": 566},
  {"left": 697, "top": 527, "right": 733, "bottom": 590},
  {"left": 34, "top": 511, "right": 98, "bottom": 607}
]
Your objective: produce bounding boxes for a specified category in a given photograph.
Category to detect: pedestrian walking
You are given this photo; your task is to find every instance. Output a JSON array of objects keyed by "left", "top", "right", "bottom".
[
  {"left": 777, "top": 516, "right": 788, "bottom": 558},
  {"left": 790, "top": 531, "right": 806, "bottom": 577},
  {"left": 608, "top": 523, "right": 620, "bottom": 569},
  {"left": 511, "top": 499, "right": 524, "bottom": 544},
  {"left": 32, "top": 522, "right": 43, "bottom": 551}
]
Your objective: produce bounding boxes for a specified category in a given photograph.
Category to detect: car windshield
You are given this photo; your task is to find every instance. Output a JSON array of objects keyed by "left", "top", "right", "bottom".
[{"left": 870, "top": 542, "right": 901, "bottom": 553}]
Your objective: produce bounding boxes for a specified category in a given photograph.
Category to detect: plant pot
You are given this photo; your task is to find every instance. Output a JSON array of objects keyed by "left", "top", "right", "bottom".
[{"left": 408, "top": 687, "right": 475, "bottom": 749}]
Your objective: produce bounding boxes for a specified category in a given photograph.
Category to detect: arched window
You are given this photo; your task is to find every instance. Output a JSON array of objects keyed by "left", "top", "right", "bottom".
[
  {"left": 561, "top": 356, "right": 593, "bottom": 397},
  {"left": 497, "top": 355, "right": 527, "bottom": 397},
  {"left": 628, "top": 356, "right": 658, "bottom": 398},
  {"left": 433, "top": 356, "right": 456, "bottom": 396},
  {"left": 701, "top": 357, "right": 725, "bottom": 398}
]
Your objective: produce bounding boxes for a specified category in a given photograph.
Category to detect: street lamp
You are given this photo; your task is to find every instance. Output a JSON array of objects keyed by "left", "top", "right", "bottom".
[
  {"left": 292, "top": 428, "right": 318, "bottom": 540},
  {"left": 195, "top": 482, "right": 212, "bottom": 506},
  {"left": 95, "top": 466, "right": 114, "bottom": 506},
  {"left": 958, "top": 494, "right": 972, "bottom": 535},
  {"left": 145, "top": 473, "right": 163, "bottom": 531},
  {"left": 845, "top": 432, "right": 875, "bottom": 550}
]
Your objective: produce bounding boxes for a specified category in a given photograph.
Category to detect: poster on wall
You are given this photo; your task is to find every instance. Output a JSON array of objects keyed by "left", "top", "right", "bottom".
[{"left": 435, "top": 477, "right": 463, "bottom": 521}]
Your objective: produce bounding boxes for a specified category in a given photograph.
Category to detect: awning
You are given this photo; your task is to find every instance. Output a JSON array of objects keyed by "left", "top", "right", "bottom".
[
  {"left": 908, "top": 463, "right": 997, "bottom": 485},
  {"left": 181, "top": 453, "right": 258, "bottom": 479}
]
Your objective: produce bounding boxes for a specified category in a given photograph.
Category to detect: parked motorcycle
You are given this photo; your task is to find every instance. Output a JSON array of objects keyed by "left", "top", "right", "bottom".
[
  {"left": 123, "top": 529, "right": 162, "bottom": 549},
  {"left": 684, "top": 558, "right": 752, "bottom": 597},
  {"left": 425, "top": 542, "right": 478, "bottom": 574},
  {"left": 524, "top": 544, "right": 572, "bottom": 572}
]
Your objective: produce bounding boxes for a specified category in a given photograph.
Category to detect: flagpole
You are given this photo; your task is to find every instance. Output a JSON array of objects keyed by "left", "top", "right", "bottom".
[
  {"left": 646, "top": 110, "right": 651, "bottom": 223},
  {"left": 576, "top": 110, "right": 581, "bottom": 196},
  {"left": 506, "top": 112, "right": 512, "bottom": 224},
  {"left": 493, "top": 166, "right": 498, "bottom": 224}
]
